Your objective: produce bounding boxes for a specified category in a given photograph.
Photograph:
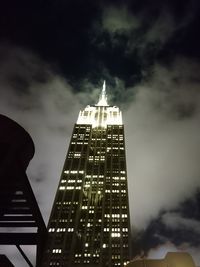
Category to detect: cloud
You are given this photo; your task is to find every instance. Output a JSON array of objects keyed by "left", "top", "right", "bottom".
[
  {"left": 162, "top": 212, "right": 200, "bottom": 234},
  {"left": 102, "top": 6, "right": 139, "bottom": 33},
  {"left": 125, "top": 58, "right": 200, "bottom": 229},
  {"left": 95, "top": 3, "right": 197, "bottom": 65}
]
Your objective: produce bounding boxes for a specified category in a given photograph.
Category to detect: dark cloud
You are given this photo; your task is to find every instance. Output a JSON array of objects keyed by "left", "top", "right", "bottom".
[
  {"left": 132, "top": 192, "right": 200, "bottom": 262},
  {"left": 1, "top": 0, "right": 199, "bottom": 83}
]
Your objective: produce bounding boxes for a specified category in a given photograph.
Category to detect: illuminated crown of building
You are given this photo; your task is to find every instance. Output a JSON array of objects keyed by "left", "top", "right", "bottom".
[{"left": 77, "top": 81, "right": 122, "bottom": 128}]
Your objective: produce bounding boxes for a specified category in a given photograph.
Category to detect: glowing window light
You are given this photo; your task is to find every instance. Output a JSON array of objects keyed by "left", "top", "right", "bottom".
[
  {"left": 71, "top": 171, "right": 78, "bottom": 174},
  {"left": 59, "top": 186, "right": 65, "bottom": 190},
  {"left": 57, "top": 228, "right": 66, "bottom": 232},
  {"left": 89, "top": 210, "right": 94, "bottom": 213},
  {"left": 105, "top": 190, "right": 110, "bottom": 193},
  {"left": 75, "top": 186, "right": 81, "bottom": 189},
  {"left": 48, "top": 228, "right": 55, "bottom": 232},
  {"left": 52, "top": 249, "right": 61, "bottom": 253},
  {"left": 66, "top": 186, "right": 74, "bottom": 190},
  {"left": 111, "top": 233, "right": 121, "bottom": 238},
  {"left": 77, "top": 105, "right": 122, "bottom": 128}
]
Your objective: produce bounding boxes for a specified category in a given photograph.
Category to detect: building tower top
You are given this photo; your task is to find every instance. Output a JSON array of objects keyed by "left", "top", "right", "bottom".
[
  {"left": 77, "top": 80, "right": 122, "bottom": 127},
  {"left": 96, "top": 80, "right": 108, "bottom": 106}
]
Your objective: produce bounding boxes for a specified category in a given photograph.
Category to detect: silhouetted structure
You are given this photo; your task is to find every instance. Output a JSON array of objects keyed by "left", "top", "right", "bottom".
[
  {"left": 42, "top": 82, "right": 131, "bottom": 267},
  {"left": 126, "top": 252, "right": 196, "bottom": 267},
  {"left": 0, "top": 114, "right": 47, "bottom": 267},
  {"left": 0, "top": 255, "right": 15, "bottom": 267}
]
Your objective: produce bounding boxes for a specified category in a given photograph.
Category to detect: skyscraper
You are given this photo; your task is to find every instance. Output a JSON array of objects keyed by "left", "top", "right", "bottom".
[{"left": 42, "top": 82, "right": 131, "bottom": 267}]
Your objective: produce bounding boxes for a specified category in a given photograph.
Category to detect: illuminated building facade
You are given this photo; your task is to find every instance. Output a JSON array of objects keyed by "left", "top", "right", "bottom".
[{"left": 42, "top": 82, "right": 131, "bottom": 267}]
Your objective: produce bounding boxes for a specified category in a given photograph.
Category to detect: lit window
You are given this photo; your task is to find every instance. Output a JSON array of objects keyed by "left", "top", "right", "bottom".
[
  {"left": 111, "top": 233, "right": 121, "bottom": 237},
  {"left": 59, "top": 186, "right": 65, "bottom": 190},
  {"left": 111, "top": 228, "right": 120, "bottom": 232},
  {"left": 48, "top": 228, "right": 55, "bottom": 232},
  {"left": 71, "top": 171, "right": 78, "bottom": 174},
  {"left": 89, "top": 210, "right": 94, "bottom": 213},
  {"left": 112, "top": 214, "right": 120, "bottom": 218},
  {"left": 68, "top": 180, "right": 75, "bottom": 183},
  {"left": 76, "top": 186, "right": 81, "bottom": 190},
  {"left": 52, "top": 249, "right": 61, "bottom": 253},
  {"left": 112, "top": 190, "right": 119, "bottom": 193},
  {"left": 66, "top": 186, "right": 74, "bottom": 190},
  {"left": 57, "top": 228, "right": 66, "bottom": 232}
]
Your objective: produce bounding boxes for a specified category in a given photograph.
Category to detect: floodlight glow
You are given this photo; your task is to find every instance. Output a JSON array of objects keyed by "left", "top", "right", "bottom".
[{"left": 77, "top": 82, "right": 122, "bottom": 127}]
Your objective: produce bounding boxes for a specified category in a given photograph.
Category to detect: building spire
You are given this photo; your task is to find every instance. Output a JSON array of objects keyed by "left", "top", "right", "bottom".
[
  {"left": 96, "top": 80, "right": 108, "bottom": 106},
  {"left": 103, "top": 80, "right": 106, "bottom": 92}
]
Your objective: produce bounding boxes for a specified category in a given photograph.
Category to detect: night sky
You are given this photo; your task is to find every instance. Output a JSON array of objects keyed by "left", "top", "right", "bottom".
[{"left": 0, "top": 0, "right": 200, "bottom": 266}]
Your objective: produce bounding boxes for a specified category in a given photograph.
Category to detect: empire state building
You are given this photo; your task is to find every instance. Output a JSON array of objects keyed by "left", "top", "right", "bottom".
[{"left": 42, "top": 82, "right": 131, "bottom": 267}]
